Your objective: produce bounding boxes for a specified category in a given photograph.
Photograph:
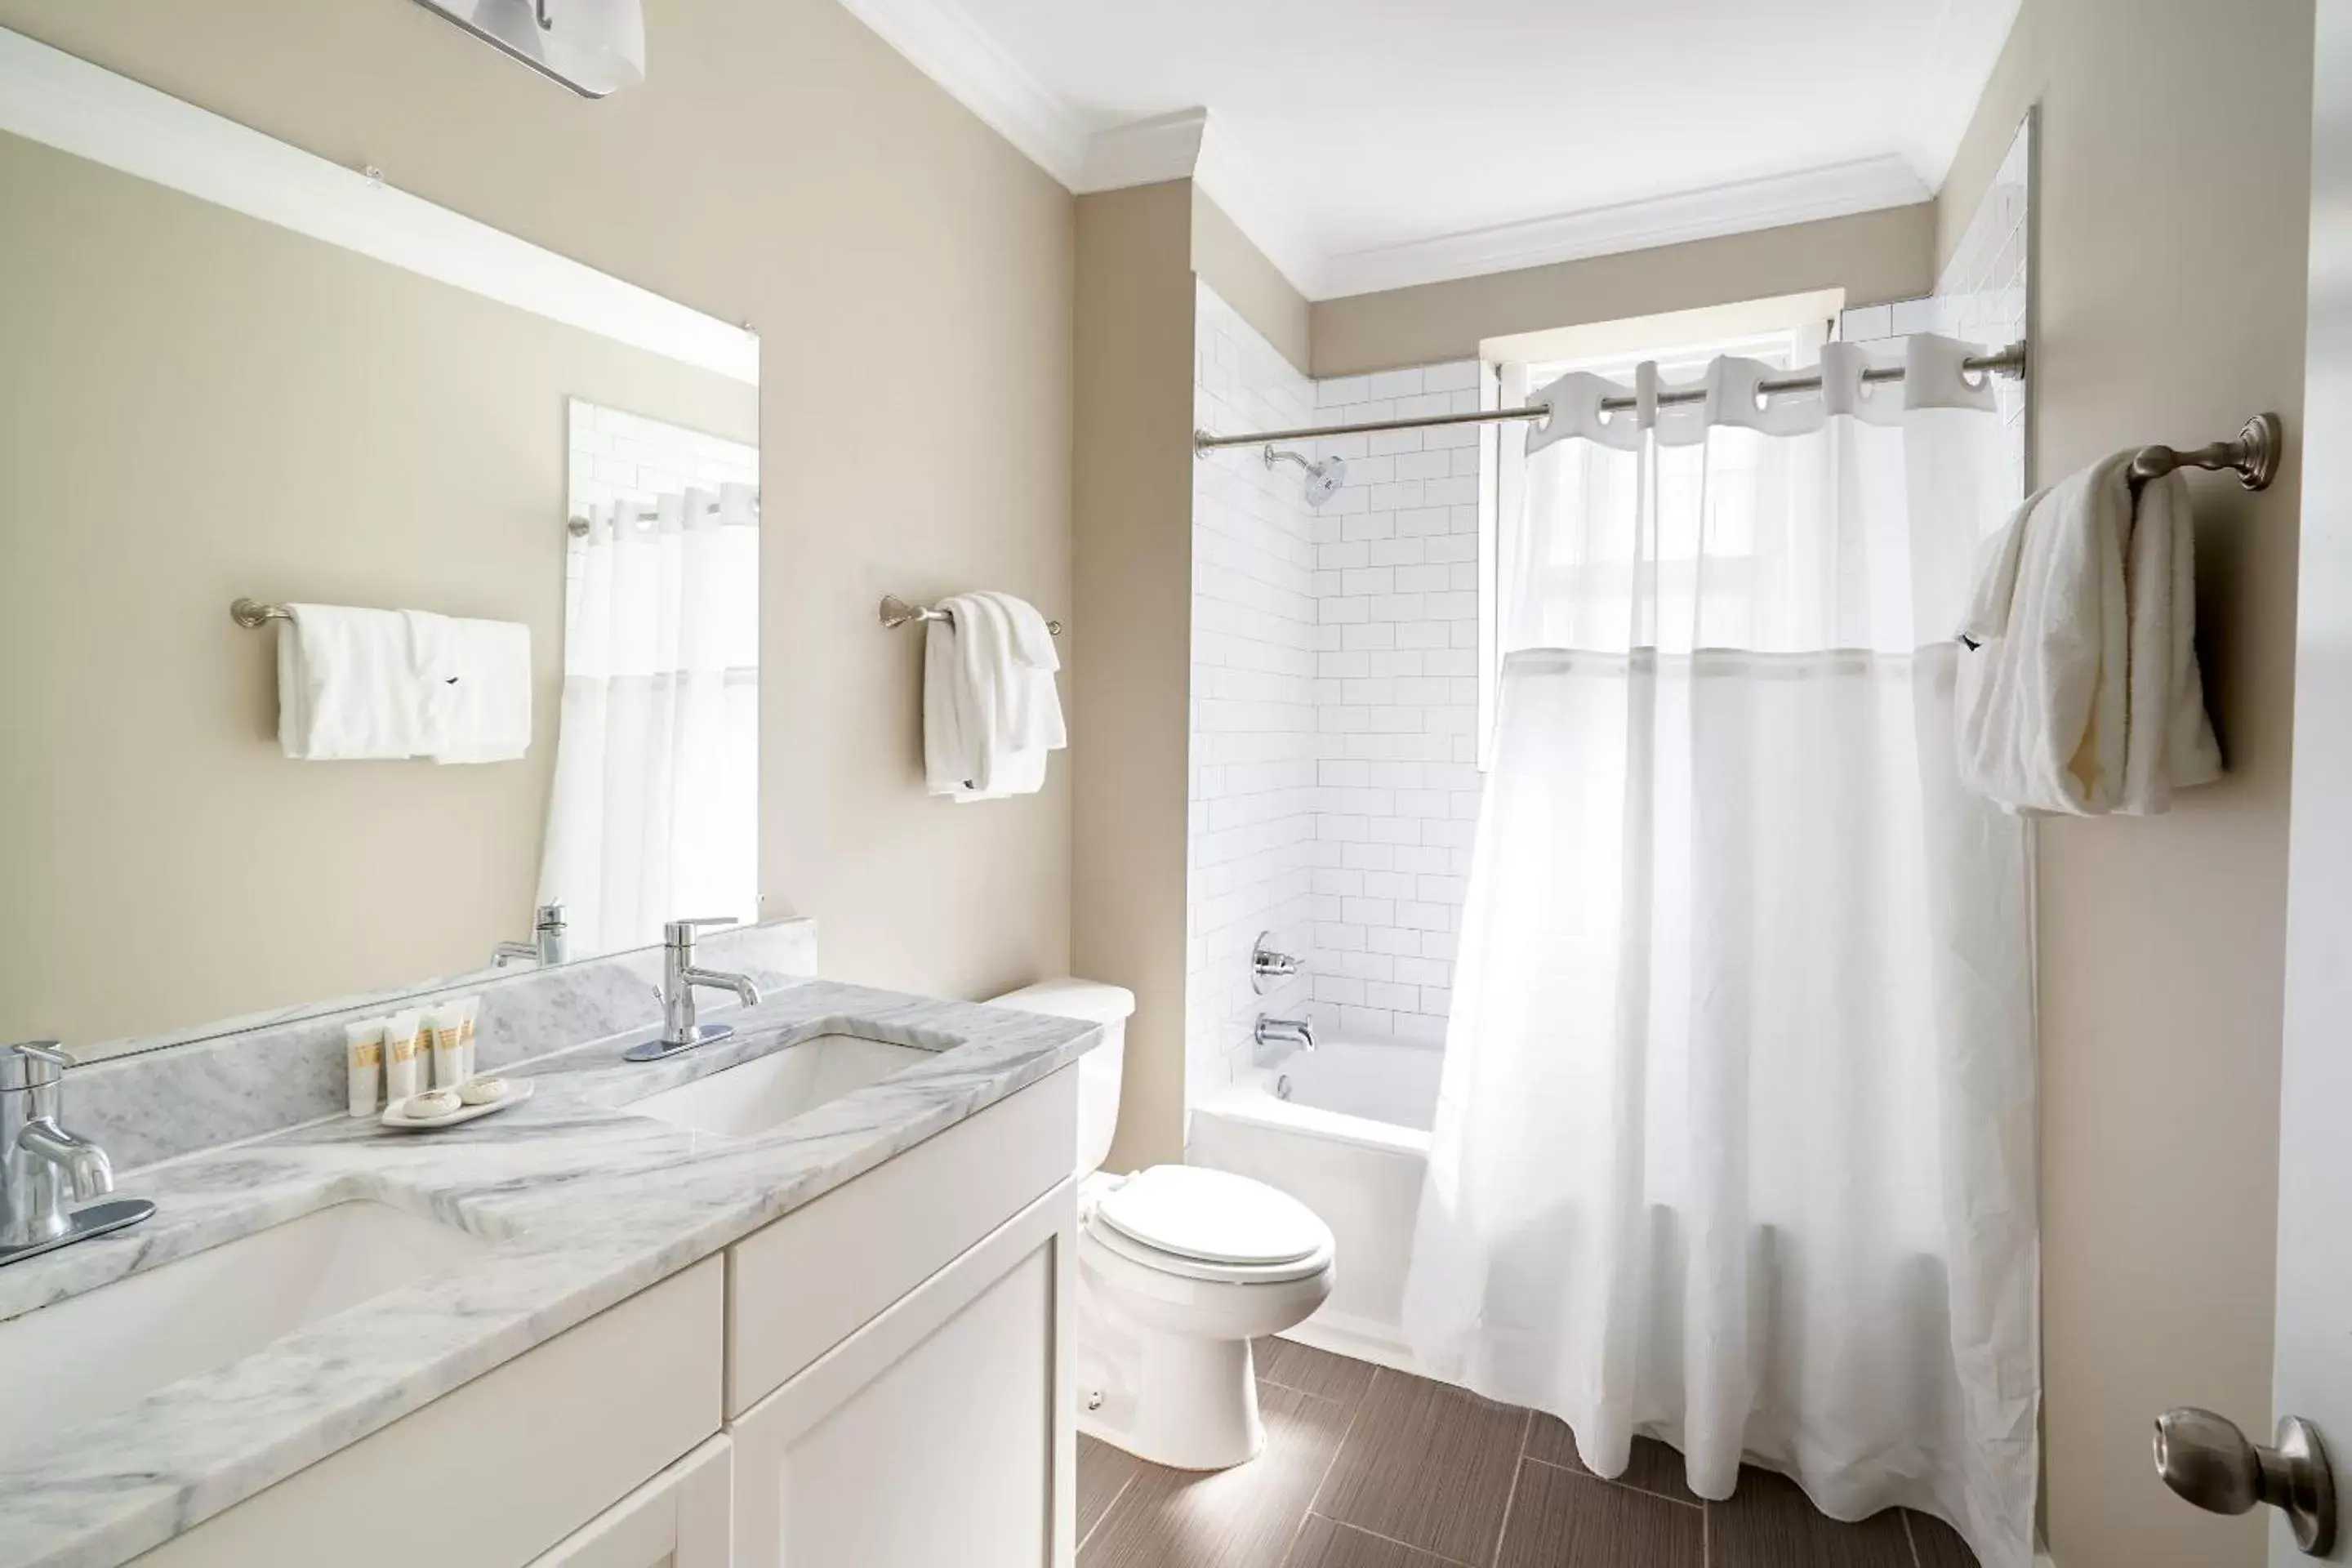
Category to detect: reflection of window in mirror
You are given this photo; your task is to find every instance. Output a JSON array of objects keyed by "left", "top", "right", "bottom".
[{"left": 540, "top": 403, "right": 761, "bottom": 956}]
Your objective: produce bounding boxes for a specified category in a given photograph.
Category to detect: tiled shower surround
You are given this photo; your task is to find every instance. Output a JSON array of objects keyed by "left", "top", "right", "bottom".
[
  {"left": 1191, "top": 129, "right": 2031, "bottom": 1096},
  {"left": 1190, "top": 285, "right": 1483, "bottom": 1093}
]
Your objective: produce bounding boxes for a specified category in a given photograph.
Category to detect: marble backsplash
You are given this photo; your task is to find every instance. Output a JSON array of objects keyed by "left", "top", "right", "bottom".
[{"left": 67, "top": 919, "right": 818, "bottom": 1172}]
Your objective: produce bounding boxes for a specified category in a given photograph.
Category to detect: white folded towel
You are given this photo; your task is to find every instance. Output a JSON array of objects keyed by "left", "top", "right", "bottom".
[
  {"left": 410, "top": 612, "right": 532, "bottom": 764},
  {"left": 924, "top": 590, "right": 1064, "bottom": 801},
  {"left": 276, "top": 604, "right": 430, "bottom": 760},
  {"left": 1955, "top": 453, "right": 2222, "bottom": 814}
]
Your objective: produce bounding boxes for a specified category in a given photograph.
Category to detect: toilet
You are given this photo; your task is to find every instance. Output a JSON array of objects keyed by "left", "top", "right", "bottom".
[{"left": 987, "top": 978, "right": 1336, "bottom": 1472}]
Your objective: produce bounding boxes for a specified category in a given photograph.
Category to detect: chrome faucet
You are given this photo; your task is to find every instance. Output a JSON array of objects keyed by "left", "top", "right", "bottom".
[
  {"left": 1254, "top": 1015, "right": 1316, "bottom": 1056},
  {"left": 492, "top": 902, "right": 570, "bottom": 969},
  {"left": 1, "top": 1042, "right": 154, "bottom": 1267},
  {"left": 624, "top": 919, "right": 764, "bottom": 1062}
]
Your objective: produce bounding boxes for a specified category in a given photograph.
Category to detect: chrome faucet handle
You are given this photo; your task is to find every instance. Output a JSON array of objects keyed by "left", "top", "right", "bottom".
[
  {"left": 0, "top": 1042, "right": 72, "bottom": 1092},
  {"left": 663, "top": 917, "right": 738, "bottom": 946}
]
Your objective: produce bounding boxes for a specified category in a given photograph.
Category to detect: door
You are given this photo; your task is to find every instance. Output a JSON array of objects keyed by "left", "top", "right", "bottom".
[
  {"left": 526, "top": 1437, "right": 732, "bottom": 1568},
  {"left": 730, "top": 1180, "right": 1079, "bottom": 1568},
  {"left": 2263, "top": 9, "right": 2352, "bottom": 1561}
]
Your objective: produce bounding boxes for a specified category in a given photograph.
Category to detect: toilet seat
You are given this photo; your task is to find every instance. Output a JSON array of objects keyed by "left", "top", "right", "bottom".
[{"left": 1088, "top": 1166, "right": 1335, "bottom": 1285}]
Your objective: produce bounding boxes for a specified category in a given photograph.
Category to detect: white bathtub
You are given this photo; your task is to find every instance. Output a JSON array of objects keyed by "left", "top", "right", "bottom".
[{"left": 1187, "top": 1040, "right": 1441, "bottom": 1372}]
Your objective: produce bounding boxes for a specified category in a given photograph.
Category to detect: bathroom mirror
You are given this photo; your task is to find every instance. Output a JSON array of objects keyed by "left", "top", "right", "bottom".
[{"left": 0, "top": 29, "right": 761, "bottom": 1060}]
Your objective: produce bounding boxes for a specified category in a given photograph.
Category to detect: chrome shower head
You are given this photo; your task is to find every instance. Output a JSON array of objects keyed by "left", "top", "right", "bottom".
[{"left": 1263, "top": 445, "right": 1348, "bottom": 508}]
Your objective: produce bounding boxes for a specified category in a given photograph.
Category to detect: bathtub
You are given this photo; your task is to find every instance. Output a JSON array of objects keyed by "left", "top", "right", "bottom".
[{"left": 1187, "top": 1040, "right": 1441, "bottom": 1373}]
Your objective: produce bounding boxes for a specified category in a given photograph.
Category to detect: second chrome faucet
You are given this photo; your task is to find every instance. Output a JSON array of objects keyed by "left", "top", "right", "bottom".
[{"left": 625, "top": 919, "right": 764, "bottom": 1062}]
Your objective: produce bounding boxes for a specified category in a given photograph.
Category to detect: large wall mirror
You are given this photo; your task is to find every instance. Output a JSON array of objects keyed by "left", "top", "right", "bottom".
[{"left": 0, "top": 30, "right": 761, "bottom": 1059}]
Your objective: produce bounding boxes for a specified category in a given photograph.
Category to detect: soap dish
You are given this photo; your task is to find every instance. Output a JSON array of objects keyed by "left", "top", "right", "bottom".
[{"left": 381, "top": 1077, "right": 534, "bottom": 1131}]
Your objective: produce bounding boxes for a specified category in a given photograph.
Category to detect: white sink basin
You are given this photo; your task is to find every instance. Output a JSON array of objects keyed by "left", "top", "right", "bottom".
[
  {"left": 630, "top": 1034, "right": 933, "bottom": 1139},
  {"left": 0, "top": 1200, "right": 486, "bottom": 1462}
]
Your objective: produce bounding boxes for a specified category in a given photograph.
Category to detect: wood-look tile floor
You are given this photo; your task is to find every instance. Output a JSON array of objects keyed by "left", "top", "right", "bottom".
[{"left": 1076, "top": 1340, "right": 1981, "bottom": 1568}]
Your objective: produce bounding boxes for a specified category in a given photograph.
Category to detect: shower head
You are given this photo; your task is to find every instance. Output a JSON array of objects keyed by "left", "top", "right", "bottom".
[{"left": 1263, "top": 445, "right": 1348, "bottom": 508}]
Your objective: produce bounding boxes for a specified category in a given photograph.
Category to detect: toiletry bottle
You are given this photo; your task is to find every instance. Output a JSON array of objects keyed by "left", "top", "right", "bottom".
[
  {"left": 454, "top": 995, "right": 482, "bottom": 1083},
  {"left": 345, "top": 1020, "right": 384, "bottom": 1118},
  {"left": 425, "top": 1003, "right": 463, "bottom": 1090},
  {"left": 384, "top": 1008, "right": 424, "bottom": 1102}
]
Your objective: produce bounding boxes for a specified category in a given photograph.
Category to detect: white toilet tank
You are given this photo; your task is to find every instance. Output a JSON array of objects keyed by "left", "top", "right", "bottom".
[{"left": 983, "top": 978, "right": 1134, "bottom": 1177}]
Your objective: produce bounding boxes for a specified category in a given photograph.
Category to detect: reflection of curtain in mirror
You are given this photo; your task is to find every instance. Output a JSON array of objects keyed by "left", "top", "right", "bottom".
[
  {"left": 1404, "top": 341, "right": 2037, "bottom": 1566},
  {"left": 538, "top": 484, "right": 759, "bottom": 954}
]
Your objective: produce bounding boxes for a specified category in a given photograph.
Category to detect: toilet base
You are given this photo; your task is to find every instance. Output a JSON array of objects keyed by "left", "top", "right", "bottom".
[{"left": 1122, "top": 1330, "right": 1265, "bottom": 1471}]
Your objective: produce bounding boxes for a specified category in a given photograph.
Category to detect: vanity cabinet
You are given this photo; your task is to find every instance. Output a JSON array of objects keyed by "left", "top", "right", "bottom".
[
  {"left": 722, "top": 1066, "right": 1081, "bottom": 1568},
  {"left": 732, "top": 1182, "right": 1077, "bottom": 1567},
  {"left": 126, "top": 1068, "right": 1080, "bottom": 1568}
]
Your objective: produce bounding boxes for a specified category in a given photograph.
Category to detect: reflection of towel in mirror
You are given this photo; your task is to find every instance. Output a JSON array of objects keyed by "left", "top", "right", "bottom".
[
  {"left": 408, "top": 612, "right": 532, "bottom": 764},
  {"left": 924, "top": 591, "right": 1064, "bottom": 801},
  {"left": 276, "top": 604, "right": 431, "bottom": 760},
  {"left": 1955, "top": 454, "right": 2221, "bottom": 814}
]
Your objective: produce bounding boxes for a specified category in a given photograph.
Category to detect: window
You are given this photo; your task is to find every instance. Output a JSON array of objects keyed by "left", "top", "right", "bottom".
[{"left": 1475, "top": 292, "right": 1842, "bottom": 766}]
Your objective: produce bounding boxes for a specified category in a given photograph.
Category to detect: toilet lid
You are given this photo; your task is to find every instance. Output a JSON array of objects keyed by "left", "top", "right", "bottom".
[{"left": 1091, "top": 1165, "right": 1331, "bottom": 1267}]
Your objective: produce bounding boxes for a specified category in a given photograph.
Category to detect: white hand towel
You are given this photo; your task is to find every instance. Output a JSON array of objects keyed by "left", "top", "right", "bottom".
[
  {"left": 410, "top": 611, "right": 533, "bottom": 764},
  {"left": 923, "top": 591, "right": 1062, "bottom": 801},
  {"left": 276, "top": 604, "right": 430, "bottom": 760},
  {"left": 1955, "top": 453, "right": 2221, "bottom": 814},
  {"left": 977, "top": 590, "right": 1066, "bottom": 754}
]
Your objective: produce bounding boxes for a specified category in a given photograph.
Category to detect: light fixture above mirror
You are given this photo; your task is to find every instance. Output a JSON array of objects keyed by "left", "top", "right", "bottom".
[{"left": 410, "top": 0, "right": 646, "bottom": 98}]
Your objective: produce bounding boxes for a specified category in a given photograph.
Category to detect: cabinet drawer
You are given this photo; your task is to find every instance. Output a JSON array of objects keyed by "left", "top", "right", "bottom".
[
  {"left": 136, "top": 1256, "right": 724, "bottom": 1568},
  {"left": 727, "top": 1066, "right": 1076, "bottom": 1416}
]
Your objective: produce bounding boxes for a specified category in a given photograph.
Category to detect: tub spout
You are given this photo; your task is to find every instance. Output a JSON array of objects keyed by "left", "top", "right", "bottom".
[{"left": 1254, "top": 1016, "right": 1315, "bottom": 1055}]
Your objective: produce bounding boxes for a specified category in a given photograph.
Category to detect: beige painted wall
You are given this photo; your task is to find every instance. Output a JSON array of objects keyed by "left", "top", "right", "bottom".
[
  {"left": 0, "top": 129, "right": 754, "bottom": 1048},
  {"left": 1192, "top": 188, "right": 1311, "bottom": 374},
  {"left": 1309, "top": 203, "right": 1937, "bottom": 376},
  {"left": 1072, "top": 180, "right": 1197, "bottom": 1169},
  {"left": 1939, "top": 4, "right": 2314, "bottom": 1566},
  {"left": 0, "top": 0, "right": 1076, "bottom": 1012}
]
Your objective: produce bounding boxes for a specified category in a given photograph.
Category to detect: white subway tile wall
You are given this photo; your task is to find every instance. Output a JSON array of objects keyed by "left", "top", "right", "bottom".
[
  {"left": 1190, "top": 283, "right": 1486, "bottom": 1101},
  {"left": 567, "top": 399, "right": 760, "bottom": 519},
  {"left": 1190, "top": 285, "right": 1325, "bottom": 1095},
  {"left": 1304, "top": 355, "right": 1485, "bottom": 1051}
]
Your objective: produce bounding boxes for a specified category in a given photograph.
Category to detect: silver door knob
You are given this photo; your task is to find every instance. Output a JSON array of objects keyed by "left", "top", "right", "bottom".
[{"left": 2154, "top": 1407, "right": 2336, "bottom": 1555}]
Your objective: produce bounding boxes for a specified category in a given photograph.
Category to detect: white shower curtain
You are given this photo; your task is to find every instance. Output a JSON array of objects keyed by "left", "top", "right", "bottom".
[
  {"left": 1404, "top": 337, "right": 2038, "bottom": 1566},
  {"left": 537, "top": 483, "right": 760, "bottom": 955}
]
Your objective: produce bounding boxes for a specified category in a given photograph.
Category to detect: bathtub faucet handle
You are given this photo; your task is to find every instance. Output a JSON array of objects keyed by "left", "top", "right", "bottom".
[{"left": 1251, "top": 933, "right": 1303, "bottom": 992}]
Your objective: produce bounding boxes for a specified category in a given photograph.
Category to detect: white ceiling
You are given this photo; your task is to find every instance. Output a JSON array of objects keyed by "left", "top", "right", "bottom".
[{"left": 840, "top": 0, "right": 2023, "bottom": 300}]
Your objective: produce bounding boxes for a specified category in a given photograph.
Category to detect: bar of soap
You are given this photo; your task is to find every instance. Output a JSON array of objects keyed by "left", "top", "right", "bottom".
[
  {"left": 408, "top": 1089, "right": 461, "bottom": 1118},
  {"left": 459, "top": 1077, "right": 508, "bottom": 1107}
]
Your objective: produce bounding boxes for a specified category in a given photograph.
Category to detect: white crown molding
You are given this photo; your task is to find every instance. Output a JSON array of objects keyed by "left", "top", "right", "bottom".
[
  {"left": 1317, "top": 156, "right": 1932, "bottom": 301},
  {"left": 1076, "top": 108, "right": 1205, "bottom": 192},
  {"left": 830, "top": 1, "right": 1936, "bottom": 305},
  {"left": 835, "top": 0, "right": 1090, "bottom": 185},
  {"left": 1193, "top": 116, "right": 1326, "bottom": 300},
  {"left": 0, "top": 24, "right": 757, "bottom": 382}
]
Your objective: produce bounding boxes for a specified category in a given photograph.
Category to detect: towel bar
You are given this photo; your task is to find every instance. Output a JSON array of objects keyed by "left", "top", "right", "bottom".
[
  {"left": 2128, "top": 413, "right": 2283, "bottom": 492},
  {"left": 880, "top": 595, "right": 1062, "bottom": 637},
  {"left": 230, "top": 599, "right": 292, "bottom": 628}
]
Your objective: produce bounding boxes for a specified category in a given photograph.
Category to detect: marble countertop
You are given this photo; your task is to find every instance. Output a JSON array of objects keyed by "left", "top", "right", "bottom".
[{"left": 0, "top": 980, "right": 1102, "bottom": 1568}]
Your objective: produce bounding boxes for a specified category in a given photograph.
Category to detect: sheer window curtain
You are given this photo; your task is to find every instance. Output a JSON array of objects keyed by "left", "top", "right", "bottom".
[
  {"left": 537, "top": 483, "right": 760, "bottom": 954},
  {"left": 1404, "top": 338, "right": 2038, "bottom": 1566}
]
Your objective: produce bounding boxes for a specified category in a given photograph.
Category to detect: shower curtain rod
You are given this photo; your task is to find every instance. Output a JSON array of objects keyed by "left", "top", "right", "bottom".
[{"left": 1193, "top": 339, "right": 2029, "bottom": 452}]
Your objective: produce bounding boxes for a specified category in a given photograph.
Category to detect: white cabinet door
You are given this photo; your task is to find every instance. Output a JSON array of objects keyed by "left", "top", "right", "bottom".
[
  {"left": 732, "top": 1179, "right": 1078, "bottom": 1568},
  {"left": 528, "top": 1437, "right": 732, "bottom": 1568}
]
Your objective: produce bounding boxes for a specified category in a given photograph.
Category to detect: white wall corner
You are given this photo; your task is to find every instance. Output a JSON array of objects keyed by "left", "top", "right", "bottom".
[
  {"left": 1317, "top": 155, "right": 1933, "bottom": 301},
  {"left": 834, "top": 0, "right": 1091, "bottom": 185},
  {"left": 1076, "top": 107, "right": 1206, "bottom": 192}
]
